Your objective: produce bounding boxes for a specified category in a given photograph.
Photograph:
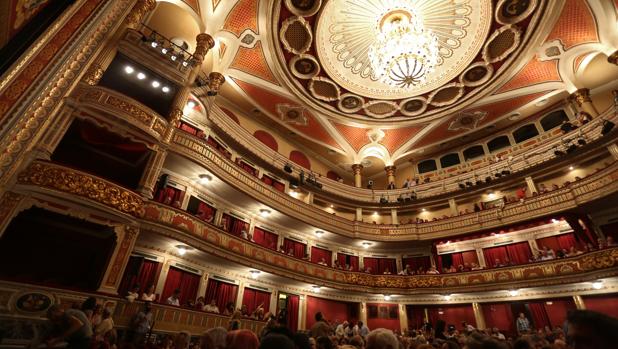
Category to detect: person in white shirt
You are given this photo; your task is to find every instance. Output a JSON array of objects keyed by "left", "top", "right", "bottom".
[
  {"left": 126, "top": 285, "right": 140, "bottom": 302},
  {"left": 492, "top": 327, "right": 505, "bottom": 340},
  {"left": 204, "top": 299, "right": 220, "bottom": 313},
  {"left": 240, "top": 230, "right": 248, "bottom": 240},
  {"left": 141, "top": 285, "right": 157, "bottom": 302},
  {"left": 335, "top": 321, "right": 349, "bottom": 338},
  {"left": 166, "top": 289, "right": 181, "bottom": 306}
]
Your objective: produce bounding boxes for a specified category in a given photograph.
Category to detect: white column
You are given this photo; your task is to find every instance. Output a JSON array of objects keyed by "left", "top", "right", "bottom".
[
  {"left": 197, "top": 273, "right": 209, "bottom": 298},
  {"left": 299, "top": 294, "right": 307, "bottom": 331},
  {"left": 356, "top": 208, "right": 363, "bottom": 221},
  {"left": 391, "top": 209, "right": 398, "bottom": 225},
  {"left": 476, "top": 248, "right": 486, "bottom": 268},
  {"left": 269, "top": 291, "right": 278, "bottom": 315},
  {"left": 525, "top": 176, "right": 536, "bottom": 194},
  {"left": 359, "top": 302, "right": 368, "bottom": 325},
  {"left": 304, "top": 192, "right": 314, "bottom": 204},
  {"left": 448, "top": 198, "right": 458, "bottom": 216},
  {"left": 235, "top": 281, "right": 246, "bottom": 309},
  {"left": 399, "top": 304, "right": 408, "bottom": 332}
]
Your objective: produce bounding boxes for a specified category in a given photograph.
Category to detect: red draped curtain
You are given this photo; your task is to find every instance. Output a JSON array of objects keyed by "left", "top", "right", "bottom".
[
  {"left": 427, "top": 305, "right": 476, "bottom": 328},
  {"left": 406, "top": 305, "right": 426, "bottom": 330},
  {"left": 222, "top": 214, "right": 249, "bottom": 236},
  {"left": 160, "top": 267, "right": 200, "bottom": 306},
  {"left": 241, "top": 288, "right": 271, "bottom": 314},
  {"left": 207, "top": 137, "right": 232, "bottom": 159},
  {"left": 483, "top": 246, "right": 509, "bottom": 268},
  {"left": 237, "top": 160, "right": 258, "bottom": 177},
  {"left": 506, "top": 242, "right": 532, "bottom": 264},
  {"left": 462, "top": 251, "right": 479, "bottom": 266},
  {"left": 119, "top": 257, "right": 161, "bottom": 297},
  {"left": 482, "top": 303, "right": 514, "bottom": 335},
  {"left": 261, "top": 175, "right": 285, "bottom": 192},
  {"left": 536, "top": 234, "right": 580, "bottom": 253},
  {"left": 178, "top": 121, "right": 199, "bottom": 135},
  {"left": 378, "top": 258, "right": 396, "bottom": 274},
  {"left": 155, "top": 187, "right": 184, "bottom": 207},
  {"left": 311, "top": 246, "right": 332, "bottom": 266},
  {"left": 286, "top": 294, "right": 300, "bottom": 332},
  {"left": 437, "top": 252, "right": 464, "bottom": 271},
  {"left": 252, "top": 227, "right": 278, "bottom": 250},
  {"left": 204, "top": 279, "right": 239, "bottom": 312},
  {"left": 544, "top": 299, "right": 575, "bottom": 327},
  {"left": 272, "top": 180, "right": 285, "bottom": 192},
  {"left": 337, "top": 253, "right": 359, "bottom": 271},
  {"left": 527, "top": 303, "right": 550, "bottom": 330},
  {"left": 283, "top": 238, "right": 306, "bottom": 259},
  {"left": 402, "top": 256, "right": 431, "bottom": 271},
  {"left": 362, "top": 257, "right": 379, "bottom": 274},
  {"left": 196, "top": 201, "right": 215, "bottom": 223}
]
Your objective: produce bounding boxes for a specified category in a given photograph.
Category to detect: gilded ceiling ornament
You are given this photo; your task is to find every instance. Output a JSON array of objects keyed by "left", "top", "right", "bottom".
[
  {"left": 448, "top": 111, "right": 487, "bottom": 131},
  {"left": 276, "top": 104, "right": 308, "bottom": 125}
]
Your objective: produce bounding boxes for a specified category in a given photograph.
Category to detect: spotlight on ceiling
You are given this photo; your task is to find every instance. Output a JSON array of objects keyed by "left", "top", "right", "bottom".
[
  {"left": 175, "top": 245, "right": 192, "bottom": 256},
  {"left": 508, "top": 290, "right": 519, "bottom": 297},
  {"left": 421, "top": 208, "right": 427, "bottom": 212},
  {"left": 362, "top": 242, "right": 371, "bottom": 248},
  {"left": 384, "top": 295, "right": 391, "bottom": 301},
  {"left": 592, "top": 280, "right": 604, "bottom": 290},
  {"left": 187, "top": 100, "right": 196, "bottom": 109},
  {"left": 259, "top": 209, "right": 271, "bottom": 218},
  {"left": 137, "top": 72, "right": 146, "bottom": 80},
  {"left": 569, "top": 166, "right": 575, "bottom": 171},
  {"left": 124, "top": 66, "right": 134, "bottom": 74},
  {"left": 315, "top": 230, "right": 324, "bottom": 238},
  {"left": 312, "top": 285, "right": 321, "bottom": 293},
  {"left": 249, "top": 270, "right": 261, "bottom": 279},
  {"left": 161, "top": 48, "right": 168, "bottom": 54},
  {"left": 151, "top": 41, "right": 158, "bottom": 48},
  {"left": 162, "top": 86, "right": 170, "bottom": 93},
  {"left": 198, "top": 174, "right": 212, "bottom": 184},
  {"left": 151, "top": 81, "right": 160, "bottom": 88}
]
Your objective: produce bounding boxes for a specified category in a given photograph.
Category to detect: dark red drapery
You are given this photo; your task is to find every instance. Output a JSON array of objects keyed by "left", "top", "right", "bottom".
[
  {"left": 437, "top": 252, "right": 465, "bottom": 271},
  {"left": 506, "top": 242, "right": 532, "bottom": 264},
  {"left": 482, "top": 303, "right": 514, "bottom": 335},
  {"left": 236, "top": 160, "right": 258, "bottom": 177},
  {"left": 283, "top": 238, "right": 306, "bottom": 259},
  {"left": 287, "top": 294, "right": 300, "bottom": 332},
  {"left": 241, "top": 288, "right": 271, "bottom": 314},
  {"left": 311, "top": 246, "right": 332, "bottom": 266},
  {"left": 337, "top": 253, "right": 359, "bottom": 271},
  {"left": 362, "top": 257, "right": 379, "bottom": 274},
  {"left": 222, "top": 214, "right": 249, "bottom": 236},
  {"left": 544, "top": 299, "right": 575, "bottom": 327},
  {"left": 527, "top": 302, "right": 550, "bottom": 330},
  {"left": 119, "top": 257, "right": 161, "bottom": 297},
  {"left": 204, "top": 279, "right": 239, "bottom": 312},
  {"left": 483, "top": 246, "right": 510, "bottom": 268},
  {"left": 402, "top": 256, "right": 431, "bottom": 272},
  {"left": 363, "top": 257, "right": 396, "bottom": 274},
  {"left": 583, "top": 295, "right": 618, "bottom": 319},
  {"left": 160, "top": 267, "right": 200, "bottom": 306},
  {"left": 178, "top": 121, "right": 199, "bottom": 135},
  {"left": 406, "top": 305, "right": 427, "bottom": 330},
  {"left": 536, "top": 234, "right": 579, "bottom": 253},
  {"left": 427, "top": 304, "right": 476, "bottom": 328},
  {"left": 155, "top": 187, "right": 184, "bottom": 207},
  {"left": 196, "top": 201, "right": 215, "bottom": 223},
  {"left": 252, "top": 227, "right": 278, "bottom": 250}
]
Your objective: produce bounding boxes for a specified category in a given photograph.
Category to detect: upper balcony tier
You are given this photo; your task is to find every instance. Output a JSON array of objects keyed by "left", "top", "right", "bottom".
[{"left": 12, "top": 161, "right": 618, "bottom": 294}]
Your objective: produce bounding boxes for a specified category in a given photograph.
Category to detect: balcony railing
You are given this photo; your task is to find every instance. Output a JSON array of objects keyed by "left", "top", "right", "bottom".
[
  {"left": 171, "top": 126, "right": 618, "bottom": 240},
  {"left": 209, "top": 105, "right": 616, "bottom": 203}
]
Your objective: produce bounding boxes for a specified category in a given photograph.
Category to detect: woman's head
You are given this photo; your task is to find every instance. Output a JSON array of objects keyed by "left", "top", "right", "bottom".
[{"left": 226, "top": 330, "right": 259, "bottom": 349}]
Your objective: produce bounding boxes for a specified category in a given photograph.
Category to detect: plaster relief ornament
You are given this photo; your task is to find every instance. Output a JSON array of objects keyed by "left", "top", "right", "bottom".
[
  {"left": 276, "top": 104, "right": 309, "bottom": 126},
  {"left": 448, "top": 111, "right": 487, "bottom": 131}
]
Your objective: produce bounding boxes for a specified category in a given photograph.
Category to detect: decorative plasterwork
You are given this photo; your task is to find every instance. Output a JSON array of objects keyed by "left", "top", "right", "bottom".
[
  {"left": 229, "top": 41, "right": 279, "bottom": 85},
  {"left": 222, "top": 0, "right": 259, "bottom": 38},
  {"left": 448, "top": 111, "right": 487, "bottom": 132},
  {"left": 272, "top": 0, "right": 550, "bottom": 123}
]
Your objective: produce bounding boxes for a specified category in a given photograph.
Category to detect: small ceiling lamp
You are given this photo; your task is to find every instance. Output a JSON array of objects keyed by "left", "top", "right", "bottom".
[
  {"left": 592, "top": 280, "right": 604, "bottom": 290},
  {"left": 175, "top": 245, "right": 192, "bottom": 256},
  {"left": 315, "top": 230, "right": 325, "bottom": 238},
  {"left": 187, "top": 100, "right": 196, "bottom": 109},
  {"left": 444, "top": 294, "right": 452, "bottom": 301},
  {"left": 362, "top": 242, "right": 371, "bottom": 248},
  {"left": 508, "top": 289, "right": 519, "bottom": 297},
  {"left": 384, "top": 295, "right": 391, "bottom": 301},
  {"left": 312, "top": 285, "right": 321, "bottom": 293},
  {"left": 259, "top": 209, "right": 271, "bottom": 218},
  {"left": 198, "top": 174, "right": 212, "bottom": 184},
  {"left": 124, "top": 66, "right": 134, "bottom": 74},
  {"left": 250, "top": 270, "right": 261, "bottom": 279},
  {"left": 137, "top": 72, "right": 146, "bottom": 80}
]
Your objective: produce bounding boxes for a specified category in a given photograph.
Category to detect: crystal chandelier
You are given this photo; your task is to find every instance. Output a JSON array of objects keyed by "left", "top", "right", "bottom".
[{"left": 368, "top": 9, "right": 440, "bottom": 88}]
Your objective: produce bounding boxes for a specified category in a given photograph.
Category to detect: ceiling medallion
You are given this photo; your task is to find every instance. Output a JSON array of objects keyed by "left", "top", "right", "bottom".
[
  {"left": 275, "top": 0, "right": 543, "bottom": 122},
  {"left": 448, "top": 111, "right": 487, "bottom": 131},
  {"left": 276, "top": 104, "right": 308, "bottom": 125},
  {"left": 368, "top": 8, "right": 440, "bottom": 88}
]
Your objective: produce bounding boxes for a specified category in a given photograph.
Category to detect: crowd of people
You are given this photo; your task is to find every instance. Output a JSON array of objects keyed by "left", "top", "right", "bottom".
[{"left": 40, "top": 293, "right": 618, "bottom": 349}]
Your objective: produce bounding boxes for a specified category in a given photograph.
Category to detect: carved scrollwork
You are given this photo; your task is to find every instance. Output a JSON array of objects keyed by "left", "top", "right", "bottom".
[{"left": 17, "top": 162, "right": 144, "bottom": 217}]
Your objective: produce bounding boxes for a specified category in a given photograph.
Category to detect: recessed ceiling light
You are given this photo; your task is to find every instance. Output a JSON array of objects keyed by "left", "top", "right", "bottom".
[
  {"left": 259, "top": 209, "right": 271, "bottom": 217},
  {"left": 508, "top": 290, "right": 519, "bottom": 297},
  {"left": 137, "top": 72, "right": 146, "bottom": 80},
  {"left": 162, "top": 86, "right": 170, "bottom": 93},
  {"left": 170, "top": 55, "right": 177, "bottom": 61},
  {"left": 124, "top": 66, "right": 134, "bottom": 74},
  {"left": 250, "top": 270, "right": 261, "bottom": 279},
  {"left": 592, "top": 280, "right": 604, "bottom": 290},
  {"left": 569, "top": 166, "right": 574, "bottom": 171},
  {"left": 373, "top": 211, "right": 378, "bottom": 216},
  {"left": 151, "top": 41, "right": 158, "bottom": 48},
  {"left": 362, "top": 242, "right": 371, "bottom": 248},
  {"left": 329, "top": 204, "right": 334, "bottom": 208},
  {"left": 175, "top": 245, "right": 192, "bottom": 256},
  {"left": 161, "top": 48, "right": 168, "bottom": 54},
  {"left": 384, "top": 295, "right": 391, "bottom": 301},
  {"left": 312, "top": 285, "right": 321, "bottom": 293},
  {"left": 151, "top": 81, "right": 160, "bottom": 88},
  {"left": 315, "top": 230, "right": 324, "bottom": 237},
  {"left": 421, "top": 208, "right": 427, "bottom": 212},
  {"left": 182, "top": 61, "right": 189, "bottom": 67}
]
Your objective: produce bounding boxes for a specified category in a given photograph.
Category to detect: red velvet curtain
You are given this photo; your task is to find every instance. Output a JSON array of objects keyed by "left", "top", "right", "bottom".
[
  {"left": 427, "top": 304, "right": 476, "bottom": 328},
  {"left": 362, "top": 257, "right": 379, "bottom": 274},
  {"left": 337, "top": 253, "right": 359, "bottom": 271},
  {"left": 378, "top": 258, "right": 396, "bottom": 274},
  {"left": 462, "top": 251, "right": 479, "bottom": 266},
  {"left": 160, "top": 267, "right": 200, "bottom": 306},
  {"left": 482, "top": 303, "right": 514, "bottom": 335},
  {"left": 437, "top": 252, "right": 464, "bottom": 271},
  {"left": 237, "top": 160, "right": 258, "bottom": 177},
  {"left": 283, "top": 238, "right": 306, "bottom": 259},
  {"left": 287, "top": 294, "right": 300, "bottom": 332},
  {"left": 406, "top": 305, "right": 426, "bottom": 330},
  {"left": 544, "top": 299, "right": 575, "bottom": 327},
  {"left": 252, "top": 227, "right": 278, "bottom": 250},
  {"left": 557, "top": 233, "right": 579, "bottom": 250},
  {"left": 261, "top": 175, "right": 273, "bottom": 186},
  {"left": 241, "top": 288, "right": 271, "bottom": 314},
  {"left": 207, "top": 137, "right": 232, "bottom": 159},
  {"left": 451, "top": 253, "right": 464, "bottom": 269},
  {"left": 179, "top": 121, "right": 199, "bottom": 135},
  {"left": 223, "top": 214, "right": 249, "bottom": 236},
  {"left": 402, "top": 256, "right": 431, "bottom": 271},
  {"left": 483, "top": 246, "right": 509, "bottom": 268},
  {"left": 506, "top": 242, "right": 532, "bottom": 264},
  {"left": 311, "top": 246, "right": 332, "bottom": 266},
  {"left": 196, "top": 201, "right": 215, "bottom": 223},
  {"left": 536, "top": 236, "right": 561, "bottom": 253},
  {"left": 272, "top": 180, "right": 285, "bottom": 192},
  {"left": 528, "top": 303, "right": 550, "bottom": 330},
  {"left": 204, "top": 279, "right": 239, "bottom": 312},
  {"left": 155, "top": 187, "right": 184, "bottom": 207}
]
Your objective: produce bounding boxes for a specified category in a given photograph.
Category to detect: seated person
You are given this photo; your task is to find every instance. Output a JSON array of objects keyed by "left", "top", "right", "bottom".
[
  {"left": 204, "top": 299, "right": 220, "bottom": 313},
  {"left": 345, "top": 263, "right": 352, "bottom": 271},
  {"left": 126, "top": 285, "right": 140, "bottom": 302},
  {"left": 317, "top": 257, "right": 328, "bottom": 266},
  {"left": 426, "top": 266, "right": 440, "bottom": 274},
  {"left": 494, "top": 258, "right": 504, "bottom": 267},
  {"left": 560, "top": 119, "right": 577, "bottom": 133},
  {"left": 278, "top": 245, "right": 286, "bottom": 253},
  {"left": 334, "top": 260, "right": 343, "bottom": 269},
  {"left": 470, "top": 262, "right": 482, "bottom": 270},
  {"left": 538, "top": 183, "right": 548, "bottom": 194},
  {"left": 364, "top": 266, "right": 372, "bottom": 274},
  {"left": 240, "top": 230, "right": 248, "bottom": 240},
  {"left": 447, "top": 265, "right": 457, "bottom": 273},
  {"left": 240, "top": 304, "right": 250, "bottom": 317},
  {"left": 387, "top": 182, "right": 395, "bottom": 190},
  {"left": 382, "top": 268, "right": 392, "bottom": 275},
  {"left": 247, "top": 233, "right": 255, "bottom": 242},
  {"left": 566, "top": 246, "right": 583, "bottom": 257},
  {"left": 598, "top": 238, "right": 607, "bottom": 249},
  {"left": 195, "top": 297, "right": 205, "bottom": 310},
  {"left": 166, "top": 289, "right": 181, "bottom": 306},
  {"left": 287, "top": 248, "right": 295, "bottom": 256},
  {"left": 141, "top": 285, "right": 157, "bottom": 302}
]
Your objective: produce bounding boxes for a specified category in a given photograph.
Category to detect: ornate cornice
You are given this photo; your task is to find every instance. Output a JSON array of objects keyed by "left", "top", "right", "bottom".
[{"left": 16, "top": 161, "right": 144, "bottom": 217}]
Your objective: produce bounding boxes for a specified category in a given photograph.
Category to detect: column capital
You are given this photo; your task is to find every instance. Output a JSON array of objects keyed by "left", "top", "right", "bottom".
[
  {"left": 193, "top": 33, "right": 215, "bottom": 63},
  {"left": 608, "top": 50, "right": 618, "bottom": 66},
  {"left": 207, "top": 72, "right": 226, "bottom": 96},
  {"left": 352, "top": 163, "right": 363, "bottom": 174},
  {"left": 569, "top": 88, "right": 592, "bottom": 107},
  {"left": 384, "top": 165, "right": 396, "bottom": 176},
  {"left": 125, "top": 0, "right": 157, "bottom": 29}
]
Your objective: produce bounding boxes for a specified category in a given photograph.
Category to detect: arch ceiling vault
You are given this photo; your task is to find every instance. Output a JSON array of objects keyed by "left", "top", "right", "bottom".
[{"left": 167, "top": 0, "right": 618, "bottom": 175}]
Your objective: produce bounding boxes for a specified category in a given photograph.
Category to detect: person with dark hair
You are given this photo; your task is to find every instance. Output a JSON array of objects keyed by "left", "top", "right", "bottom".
[
  {"left": 259, "top": 333, "right": 295, "bottom": 349},
  {"left": 293, "top": 332, "right": 311, "bottom": 349},
  {"left": 226, "top": 329, "right": 259, "bottom": 349},
  {"left": 435, "top": 320, "right": 447, "bottom": 340},
  {"left": 566, "top": 310, "right": 618, "bottom": 349},
  {"left": 125, "top": 301, "right": 152, "bottom": 346},
  {"left": 45, "top": 304, "right": 93, "bottom": 349},
  {"left": 311, "top": 312, "right": 332, "bottom": 338},
  {"left": 166, "top": 288, "right": 181, "bottom": 306},
  {"left": 316, "top": 336, "right": 334, "bottom": 349}
]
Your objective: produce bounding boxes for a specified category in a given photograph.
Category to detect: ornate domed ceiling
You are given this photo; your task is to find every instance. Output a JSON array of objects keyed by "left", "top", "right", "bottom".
[{"left": 149, "top": 0, "right": 618, "bottom": 177}]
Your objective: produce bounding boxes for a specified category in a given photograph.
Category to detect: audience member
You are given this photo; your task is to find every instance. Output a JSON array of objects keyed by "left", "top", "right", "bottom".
[
  {"left": 46, "top": 304, "right": 93, "bottom": 349},
  {"left": 141, "top": 284, "right": 157, "bottom": 302},
  {"left": 166, "top": 289, "right": 181, "bottom": 306}
]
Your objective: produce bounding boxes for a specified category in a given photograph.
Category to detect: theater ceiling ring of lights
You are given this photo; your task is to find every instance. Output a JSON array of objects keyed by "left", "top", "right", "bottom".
[{"left": 271, "top": 0, "right": 551, "bottom": 124}]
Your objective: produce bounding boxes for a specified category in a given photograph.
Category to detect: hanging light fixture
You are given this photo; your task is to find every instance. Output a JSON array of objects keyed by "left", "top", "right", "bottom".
[{"left": 368, "top": 8, "right": 439, "bottom": 88}]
